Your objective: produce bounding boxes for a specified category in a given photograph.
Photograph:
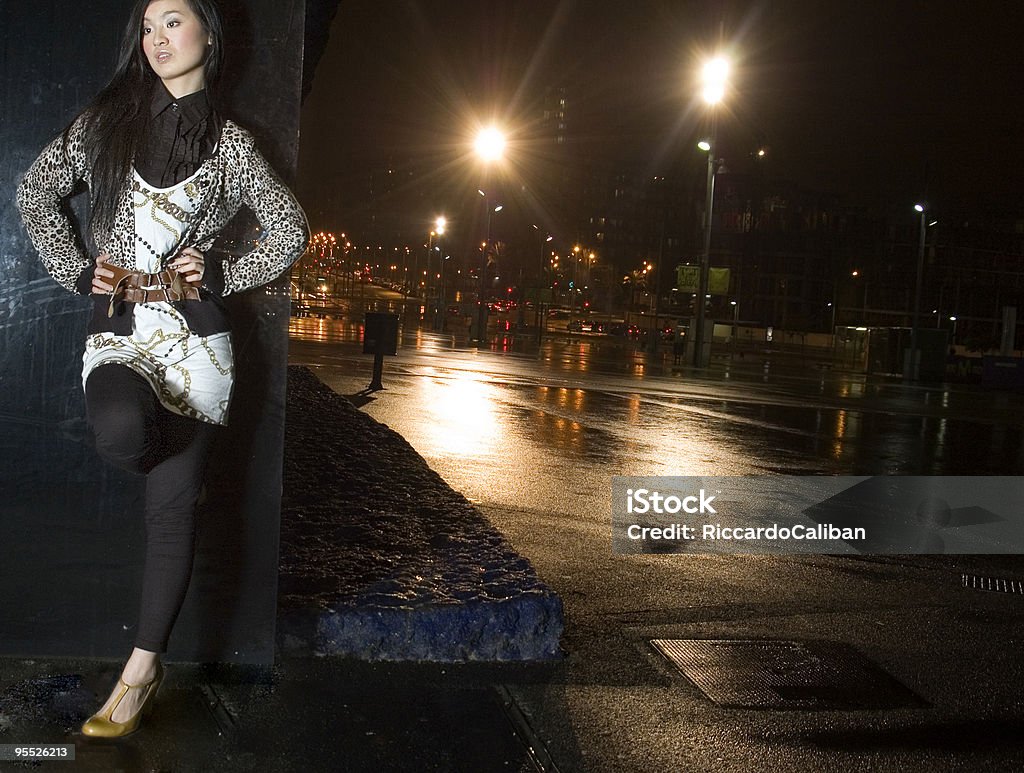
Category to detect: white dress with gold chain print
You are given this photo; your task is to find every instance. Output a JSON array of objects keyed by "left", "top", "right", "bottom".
[{"left": 81, "top": 168, "right": 235, "bottom": 426}]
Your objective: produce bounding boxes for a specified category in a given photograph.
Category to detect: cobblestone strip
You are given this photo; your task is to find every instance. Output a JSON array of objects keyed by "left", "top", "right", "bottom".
[{"left": 278, "top": 366, "right": 564, "bottom": 661}]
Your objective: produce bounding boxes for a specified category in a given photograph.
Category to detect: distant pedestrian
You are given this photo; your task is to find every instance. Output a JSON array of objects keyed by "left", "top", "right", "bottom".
[{"left": 17, "top": 0, "right": 308, "bottom": 738}]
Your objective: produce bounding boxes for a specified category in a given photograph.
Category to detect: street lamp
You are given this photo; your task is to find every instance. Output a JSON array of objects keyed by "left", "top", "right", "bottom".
[
  {"left": 531, "top": 226, "right": 554, "bottom": 290},
  {"left": 851, "top": 270, "right": 868, "bottom": 322},
  {"left": 646, "top": 260, "right": 662, "bottom": 352},
  {"left": 692, "top": 54, "right": 729, "bottom": 368},
  {"left": 473, "top": 128, "right": 506, "bottom": 344},
  {"left": 434, "top": 216, "right": 447, "bottom": 331},
  {"left": 425, "top": 228, "right": 439, "bottom": 300},
  {"left": 909, "top": 203, "right": 927, "bottom": 379},
  {"left": 730, "top": 299, "right": 739, "bottom": 350},
  {"left": 530, "top": 226, "right": 555, "bottom": 336},
  {"left": 570, "top": 245, "right": 582, "bottom": 319},
  {"left": 694, "top": 138, "right": 720, "bottom": 366},
  {"left": 478, "top": 190, "right": 503, "bottom": 285}
]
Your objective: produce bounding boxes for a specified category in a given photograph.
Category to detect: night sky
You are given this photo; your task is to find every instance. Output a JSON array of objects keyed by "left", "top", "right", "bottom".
[{"left": 297, "top": 0, "right": 1024, "bottom": 226}]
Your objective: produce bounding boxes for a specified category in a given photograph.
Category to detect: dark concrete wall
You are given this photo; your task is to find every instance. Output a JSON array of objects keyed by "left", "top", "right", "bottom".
[{"left": 0, "top": 0, "right": 306, "bottom": 665}]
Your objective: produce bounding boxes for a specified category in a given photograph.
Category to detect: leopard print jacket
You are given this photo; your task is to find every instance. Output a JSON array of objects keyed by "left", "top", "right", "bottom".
[{"left": 17, "top": 114, "right": 310, "bottom": 297}]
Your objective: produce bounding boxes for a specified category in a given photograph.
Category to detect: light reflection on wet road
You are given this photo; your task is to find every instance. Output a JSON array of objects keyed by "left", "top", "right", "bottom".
[{"left": 288, "top": 325, "right": 1024, "bottom": 518}]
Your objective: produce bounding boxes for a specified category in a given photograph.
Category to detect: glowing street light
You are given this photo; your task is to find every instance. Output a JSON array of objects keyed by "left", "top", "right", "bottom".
[
  {"left": 701, "top": 56, "right": 730, "bottom": 104},
  {"left": 474, "top": 127, "right": 506, "bottom": 162}
]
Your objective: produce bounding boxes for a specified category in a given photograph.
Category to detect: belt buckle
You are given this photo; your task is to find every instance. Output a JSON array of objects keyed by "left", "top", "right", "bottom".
[{"left": 107, "top": 272, "right": 132, "bottom": 318}]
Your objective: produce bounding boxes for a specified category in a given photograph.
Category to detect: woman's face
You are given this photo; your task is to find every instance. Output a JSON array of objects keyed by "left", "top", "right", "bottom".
[{"left": 142, "top": 1, "right": 210, "bottom": 97}]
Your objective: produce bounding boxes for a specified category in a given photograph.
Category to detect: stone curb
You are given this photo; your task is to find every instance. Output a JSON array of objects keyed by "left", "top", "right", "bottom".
[{"left": 278, "top": 366, "right": 564, "bottom": 661}]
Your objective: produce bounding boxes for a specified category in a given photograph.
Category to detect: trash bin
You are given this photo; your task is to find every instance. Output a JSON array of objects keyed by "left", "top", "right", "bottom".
[
  {"left": 363, "top": 312, "right": 399, "bottom": 356},
  {"left": 363, "top": 312, "right": 399, "bottom": 390}
]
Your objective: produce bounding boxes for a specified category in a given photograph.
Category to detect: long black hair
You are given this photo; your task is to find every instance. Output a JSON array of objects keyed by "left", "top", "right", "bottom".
[{"left": 65, "top": 0, "right": 225, "bottom": 233}]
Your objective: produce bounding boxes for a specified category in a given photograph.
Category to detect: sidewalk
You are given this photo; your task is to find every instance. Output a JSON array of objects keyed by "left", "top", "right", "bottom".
[
  {"left": 0, "top": 656, "right": 564, "bottom": 771},
  {"left": 0, "top": 365, "right": 566, "bottom": 772}
]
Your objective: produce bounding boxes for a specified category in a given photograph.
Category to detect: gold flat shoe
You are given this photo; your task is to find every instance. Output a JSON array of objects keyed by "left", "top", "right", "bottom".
[{"left": 81, "top": 661, "right": 164, "bottom": 738}]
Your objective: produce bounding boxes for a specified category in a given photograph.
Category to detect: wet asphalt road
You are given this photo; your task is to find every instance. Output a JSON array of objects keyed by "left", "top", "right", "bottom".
[
  {"left": 289, "top": 320, "right": 1024, "bottom": 497},
  {"left": 287, "top": 318, "right": 1024, "bottom": 772}
]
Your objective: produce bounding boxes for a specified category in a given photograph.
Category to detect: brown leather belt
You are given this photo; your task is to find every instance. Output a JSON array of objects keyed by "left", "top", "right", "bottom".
[{"left": 105, "top": 264, "right": 201, "bottom": 317}]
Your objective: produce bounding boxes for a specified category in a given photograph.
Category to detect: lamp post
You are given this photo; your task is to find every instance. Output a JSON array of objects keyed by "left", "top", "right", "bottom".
[
  {"left": 473, "top": 127, "right": 506, "bottom": 344},
  {"left": 692, "top": 55, "right": 729, "bottom": 368},
  {"left": 477, "top": 191, "right": 502, "bottom": 291},
  {"left": 909, "top": 203, "right": 928, "bottom": 379},
  {"left": 570, "top": 245, "right": 582, "bottom": 320},
  {"left": 851, "top": 270, "right": 868, "bottom": 323},
  {"left": 425, "top": 228, "right": 440, "bottom": 304},
  {"left": 433, "top": 216, "right": 447, "bottom": 331},
  {"left": 531, "top": 226, "right": 554, "bottom": 338},
  {"left": 694, "top": 139, "right": 718, "bottom": 366},
  {"left": 731, "top": 299, "right": 739, "bottom": 352},
  {"left": 646, "top": 260, "right": 664, "bottom": 352}
]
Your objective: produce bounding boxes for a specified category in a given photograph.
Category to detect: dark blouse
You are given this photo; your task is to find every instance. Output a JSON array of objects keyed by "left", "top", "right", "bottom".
[{"left": 136, "top": 83, "right": 222, "bottom": 188}]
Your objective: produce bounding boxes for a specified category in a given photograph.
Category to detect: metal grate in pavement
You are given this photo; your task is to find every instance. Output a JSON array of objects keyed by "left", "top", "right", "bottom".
[
  {"left": 962, "top": 574, "right": 1024, "bottom": 594},
  {"left": 651, "top": 638, "right": 925, "bottom": 710}
]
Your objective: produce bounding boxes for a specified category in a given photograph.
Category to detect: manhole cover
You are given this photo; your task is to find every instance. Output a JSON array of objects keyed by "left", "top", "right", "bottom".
[{"left": 651, "top": 639, "right": 925, "bottom": 710}]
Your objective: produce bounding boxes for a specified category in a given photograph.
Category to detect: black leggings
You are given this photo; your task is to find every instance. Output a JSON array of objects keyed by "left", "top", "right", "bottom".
[{"left": 85, "top": 364, "right": 218, "bottom": 654}]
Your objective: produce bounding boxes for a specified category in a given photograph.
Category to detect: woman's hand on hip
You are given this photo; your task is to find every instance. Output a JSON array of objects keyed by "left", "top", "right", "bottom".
[
  {"left": 91, "top": 253, "right": 115, "bottom": 294},
  {"left": 171, "top": 247, "right": 205, "bottom": 284}
]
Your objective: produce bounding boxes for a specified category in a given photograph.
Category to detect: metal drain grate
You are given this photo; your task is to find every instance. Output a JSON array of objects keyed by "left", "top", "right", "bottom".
[
  {"left": 652, "top": 639, "right": 925, "bottom": 710},
  {"left": 962, "top": 574, "right": 1024, "bottom": 594}
]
